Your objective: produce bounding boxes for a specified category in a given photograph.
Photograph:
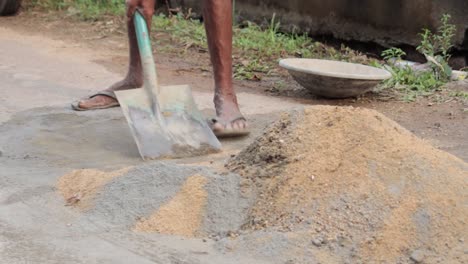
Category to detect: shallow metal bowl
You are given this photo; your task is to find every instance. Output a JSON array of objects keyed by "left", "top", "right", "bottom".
[{"left": 279, "top": 58, "right": 392, "bottom": 98}]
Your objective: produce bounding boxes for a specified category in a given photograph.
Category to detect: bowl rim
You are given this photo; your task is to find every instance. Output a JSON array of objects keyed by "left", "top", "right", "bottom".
[{"left": 279, "top": 58, "right": 392, "bottom": 80}]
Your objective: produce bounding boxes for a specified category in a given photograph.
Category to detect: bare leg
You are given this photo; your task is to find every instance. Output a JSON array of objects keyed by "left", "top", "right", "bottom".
[
  {"left": 203, "top": 0, "right": 248, "bottom": 135},
  {"left": 75, "top": 1, "right": 155, "bottom": 110}
]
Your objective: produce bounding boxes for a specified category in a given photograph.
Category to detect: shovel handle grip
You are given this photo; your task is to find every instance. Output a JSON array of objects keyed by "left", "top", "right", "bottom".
[{"left": 134, "top": 10, "right": 161, "bottom": 113}]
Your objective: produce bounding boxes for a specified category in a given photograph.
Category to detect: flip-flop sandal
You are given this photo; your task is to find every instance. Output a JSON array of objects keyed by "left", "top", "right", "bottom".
[
  {"left": 71, "top": 91, "right": 120, "bottom": 111},
  {"left": 208, "top": 116, "right": 250, "bottom": 138}
]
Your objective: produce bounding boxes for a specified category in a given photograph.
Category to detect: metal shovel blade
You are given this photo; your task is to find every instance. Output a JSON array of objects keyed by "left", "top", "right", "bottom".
[
  {"left": 115, "top": 85, "right": 221, "bottom": 160},
  {"left": 114, "top": 10, "right": 221, "bottom": 160}
]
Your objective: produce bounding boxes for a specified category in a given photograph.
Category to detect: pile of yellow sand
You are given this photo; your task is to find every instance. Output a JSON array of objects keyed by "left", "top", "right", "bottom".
[
  {"left": 229, "top": 106, "right": 467, "bottom": 262},
  {"left": 57, "top": 168, "right": 130, "bottom": 210},
  {"left": 134, "top": 174, "right": 208, "bottom": 238}
]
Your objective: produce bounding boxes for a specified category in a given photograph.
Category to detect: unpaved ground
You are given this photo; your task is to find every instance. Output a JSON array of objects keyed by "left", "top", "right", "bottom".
[
  {"left": 2, "top": 11, "right": 467, "bottom": 161},
  {"left": 0, "top": 20, "right": 293, "bottom": 263},
  {"left": 0, "top": 12, "right": 467, "bottom": 264}
]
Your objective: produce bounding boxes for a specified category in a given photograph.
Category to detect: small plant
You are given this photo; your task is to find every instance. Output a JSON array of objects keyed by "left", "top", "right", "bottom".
[
  {"left": 383, "top": 65, "right": 444, "bottom": 100},
  {"left": 451, "top": 91, "right": 468, "bottom": 99},
  {"left": 417, "top": 14, "right": 456, "bottom": 60},
  {"left": 382, "top": 14, "right": 457, "bottom": 100},
  {"left": 381, "top": 47, "right": 406, "bottom": 61},
  {"left": 417, "top": 14, "right": 456, "bottom": 81}
]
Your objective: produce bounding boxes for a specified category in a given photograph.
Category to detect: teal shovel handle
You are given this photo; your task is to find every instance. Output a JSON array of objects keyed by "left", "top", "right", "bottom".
[{"left": 134, "top": 10, "right": 161, "bottom": 113}]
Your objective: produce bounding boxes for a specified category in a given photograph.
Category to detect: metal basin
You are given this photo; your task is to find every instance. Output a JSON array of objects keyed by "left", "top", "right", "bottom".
[{"left": 279, "top": 58, "right": 392, "bottom": 98}]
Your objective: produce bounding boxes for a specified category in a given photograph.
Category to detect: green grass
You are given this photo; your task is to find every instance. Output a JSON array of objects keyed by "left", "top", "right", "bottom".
[
  {"left": 381, "top": 14, "right": 458, "bottom": 101},
  {"left": 451, "top": 91, "right": 468, "bottom": 101},
  {"left": 23, "top": 1, "right": 466, "bottom": 105},
  {"left": 26, "top": 1, "right": 374, "bottom": 81},
  {"left": 153, "top": 14, "right": 373, "bottom": 80},
  {"left": 153, "top": 14, "right": 207, "bottom": 49},
  {"left": 26, "top": 0, "right": 125, "bottom": 20},
  {"left": 383, "top": 66, "right": 444, "bottom": 101}
]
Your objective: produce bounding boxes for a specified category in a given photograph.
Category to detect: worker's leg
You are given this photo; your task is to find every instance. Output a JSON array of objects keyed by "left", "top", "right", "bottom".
[
  {"left": 74, "top": 0, "right": 155, "bottom": 110},
  {"left": 203, "top": 0, "right": 248, "bottom": 136}
]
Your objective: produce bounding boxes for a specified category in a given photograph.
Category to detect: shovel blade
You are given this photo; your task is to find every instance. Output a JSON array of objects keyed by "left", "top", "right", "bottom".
[{"left": 115, "top": 85, "right": 221, "bottom": 160}]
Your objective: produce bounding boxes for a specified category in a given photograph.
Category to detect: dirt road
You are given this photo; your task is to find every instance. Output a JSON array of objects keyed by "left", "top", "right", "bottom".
[
  {"left": 0, "top": 15, "right": 467, "bottom": 264},
  {"left": 0, "top": 25, "right": 299, "bottom": 263}
]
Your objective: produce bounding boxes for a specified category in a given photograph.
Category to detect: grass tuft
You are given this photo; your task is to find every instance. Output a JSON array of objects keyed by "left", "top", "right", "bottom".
[
  {"left": 25, "top": 0, "right": 125, "bottom": 20},
  {"left": 381, "top": 14, "right": 458, "bottom": 101}
]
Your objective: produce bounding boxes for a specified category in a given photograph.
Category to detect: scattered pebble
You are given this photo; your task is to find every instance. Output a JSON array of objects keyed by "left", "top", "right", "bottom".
[
  {"left": 65, "top": 193, "right": 82, "bottom": 206},
  {"left": 410, "top": 250, "right": 425, "bottom": 263},
  {"left": 312, "top": 238, "right": 323, "bottom": 247},
  {"left": 227, "top": 231, "right": 239, "bottom": 238}
]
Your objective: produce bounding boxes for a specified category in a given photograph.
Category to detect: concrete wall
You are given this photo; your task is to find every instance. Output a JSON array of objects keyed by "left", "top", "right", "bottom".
[{"left": 173, "top": 0, "right": 468, "bottom": 49}]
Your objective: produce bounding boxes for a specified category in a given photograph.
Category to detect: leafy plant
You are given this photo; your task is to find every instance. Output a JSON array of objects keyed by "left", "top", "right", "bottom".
[
  {"left": 382, "top": 14, "right": 457, "bottom": 100},
  {"left": 417, "top": 14, "right": 456, "bottom": 60},
  {"left": 381, "top": 47, "right": 406, "bottom": 61},
  {"left": 417, "top": 14, "right": 456, "bottom": 81}
]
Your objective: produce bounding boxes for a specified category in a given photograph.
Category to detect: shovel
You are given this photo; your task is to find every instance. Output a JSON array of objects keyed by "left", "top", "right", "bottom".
[{"left": 115, "top": 10, "right": 221, "bottom": 160}]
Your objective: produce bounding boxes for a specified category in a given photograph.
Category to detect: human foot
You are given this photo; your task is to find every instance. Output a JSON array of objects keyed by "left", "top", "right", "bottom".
[
  {"left": 71, "top": 79, "right": 141, "bottom": 111},
  {"left": 210, "top": 115, "right": 249, "bottom": 137},
  {"left": 71, "top": 91, "right": 119, "bottom": 111},
  {"left": 209, "top": 98, "right": 249, "bottom": 137}
]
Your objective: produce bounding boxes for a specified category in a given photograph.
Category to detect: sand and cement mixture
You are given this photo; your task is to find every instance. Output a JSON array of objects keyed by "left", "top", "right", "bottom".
[
  {"left": 226, "top": 105, "right": 467, "bottom": 263},
  {"left": 52, "top": 105, "right": 467, "bottom": 263},
  {"left": 56, "top": 162, "right": 253, "bottom": 238},
  {"left": 57, "top": 168, "right": 131, "bottom": 209},
  {"left": 133, "top": 174, "right": 209, "bottom": 237}
]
